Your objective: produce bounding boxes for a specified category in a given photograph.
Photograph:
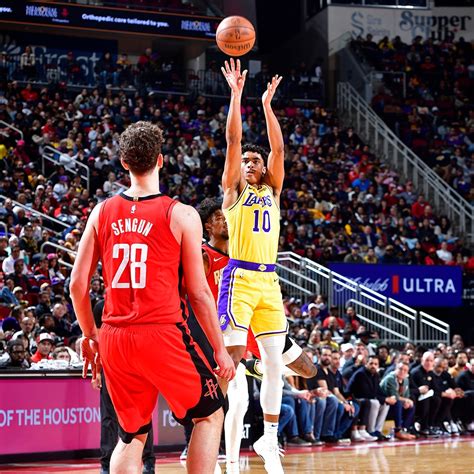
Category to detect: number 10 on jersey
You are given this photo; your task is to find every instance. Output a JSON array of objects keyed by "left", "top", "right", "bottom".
[
  {"left": 111, "top": 243, "right": 148, "bottom": 289},
  {"left": 252, "top": 209, "right": 271, "bottom": 233}
]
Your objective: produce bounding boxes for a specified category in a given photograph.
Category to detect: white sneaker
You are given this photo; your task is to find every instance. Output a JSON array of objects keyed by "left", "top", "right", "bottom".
[
  {"left": 351, "top": 430, "right": 364, "bottom": 442},
  {"left": 358, "top": 429, "right": 378, "bottom": 442},
  {"left": 225, "top": 461, "right": 240, "bottom": 474},
  {"left": 337, "top": 438, "right": 351, "bottom": 445},
  {"left": 467, "top": 422, "right": 474, "bottom": 431},
  {"left": 450, "top": 421, "right": 460, "bottom": 436},
  {"left": 253, "top": 435, "right": 285, "bottom": 474}
]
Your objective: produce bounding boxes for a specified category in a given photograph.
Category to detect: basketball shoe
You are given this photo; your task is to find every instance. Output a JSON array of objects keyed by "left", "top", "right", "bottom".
[{"left": 253, "top": 435, "right": 284, "bottom": 474}]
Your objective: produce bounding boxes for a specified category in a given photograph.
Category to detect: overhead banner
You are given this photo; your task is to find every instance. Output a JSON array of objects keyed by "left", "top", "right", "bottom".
[
  {"left": 327, "top": 5, "right": 474, "bottom": 49},
  {"left": 0, "top": 1, "right": 220, "bottom": 40},
  {"left": 329, "top": 263, "right": 463, "bottom": 307}
]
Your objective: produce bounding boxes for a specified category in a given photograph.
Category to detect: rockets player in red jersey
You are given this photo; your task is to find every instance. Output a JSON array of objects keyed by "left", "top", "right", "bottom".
[
  {"left": 70, "top": 122, "right": 235, "bottom": 474},
  {"left": 197, "top": 198, "right": 317, "bottom": 473}
]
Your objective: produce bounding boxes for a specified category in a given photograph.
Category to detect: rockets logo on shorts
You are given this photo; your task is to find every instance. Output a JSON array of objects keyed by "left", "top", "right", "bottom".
[{"left": 203, "top": 378, "right": 219, "bottom": 400}]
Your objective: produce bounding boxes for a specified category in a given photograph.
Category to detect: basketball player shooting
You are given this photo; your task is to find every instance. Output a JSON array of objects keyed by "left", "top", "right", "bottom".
[
  {"left": 198, "top": 198, "right": 316, "bottom": 473},
  {"left": 70, "top": 122, "right": 235, "bottom": 474},
  {"left": 218, "top": 58, "right": 287, "bottom": 473}
]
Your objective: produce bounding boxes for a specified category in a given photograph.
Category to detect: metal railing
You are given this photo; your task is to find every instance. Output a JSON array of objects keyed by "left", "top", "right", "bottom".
[
  {"left": 0, "top": 120, "right": 24, "bottom": 140},
  {"left": 369, "top": 71, "right": 406, "bottom": 99},
  {"left": 0, "top": 222, "right": 9, "bottom": 237},
  {"left": 0, "top": 195, "right": 69, "bottom": 235},
  {"left": 276, "top": 251, "right": 449, "bottom": 345},
  {"left": 40, "top": 242, "right": 76, "bottom": 269},
  {"left": 42, "top": 146, "right": 90, "bottom": 191},
  {"left": 335, "top": 44, "right": 373, "bottom": 101},
  {"left": 418, "top": 311, "right": 450, "bottom": 346},
  {"left": 188, "top": 69, "right": 324, "bottom": 102},
  {"left": 337, "top": 81, "right": 474, "bottom": 242}
]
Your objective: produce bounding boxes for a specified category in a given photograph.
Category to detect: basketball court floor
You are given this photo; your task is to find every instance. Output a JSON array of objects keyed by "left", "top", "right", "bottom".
[{"left": 0, "top": 437, "right": 472, "bottom": 473}]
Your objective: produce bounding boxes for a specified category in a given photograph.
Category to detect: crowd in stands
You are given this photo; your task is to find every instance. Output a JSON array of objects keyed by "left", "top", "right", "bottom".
[{"left": 351, "top": 34, "right": 474, "bottom": 202}]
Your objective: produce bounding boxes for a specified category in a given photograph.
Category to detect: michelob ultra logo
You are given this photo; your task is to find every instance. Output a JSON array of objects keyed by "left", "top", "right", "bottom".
[{"left": 329, "top": 264, "right": 462, "bottom": 307}]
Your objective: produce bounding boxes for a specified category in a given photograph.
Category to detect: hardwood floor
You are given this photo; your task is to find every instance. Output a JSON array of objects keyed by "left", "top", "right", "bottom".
[{"left": 0, "top": 438, "right": 472, "bottom": 473}]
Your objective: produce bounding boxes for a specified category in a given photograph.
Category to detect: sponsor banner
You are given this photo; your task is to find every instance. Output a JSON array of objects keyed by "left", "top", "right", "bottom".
[
  {"left": 0, "top": 377, "right": 101, "bottom": 455},
  {"left": 0, "top": 376, "right": 183, "bottom": 456},
  {"left": 328, "top": 5, "right": 474, "bottom": 47},
  {"left": 0, "top": 1, "right": 220, "bottom": 40},
  {"left": 329, "top": 263, "right": 462, "bottom": 307}
]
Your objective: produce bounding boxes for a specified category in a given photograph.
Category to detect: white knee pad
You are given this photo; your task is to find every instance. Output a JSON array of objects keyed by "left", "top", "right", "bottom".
[
  {"left": 225, "top": 362, "right": 249, "bottom": 463},
  {"left": 257, "top": 335, "right": 285, "bottom": 416}
]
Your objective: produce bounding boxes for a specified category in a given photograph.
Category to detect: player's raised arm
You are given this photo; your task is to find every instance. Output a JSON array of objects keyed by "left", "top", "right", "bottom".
[
  {"left": 221, "top": 58, "right": 247, "bottom": 204},
  {"left": 70, "top": 203, "right": 102, "bottom": 380},
  {"left": 173, "top": 203, "right": 235, "bottom": 382},
  {"left": 262, "top": 75, "right": 284, "bottom": 197}
]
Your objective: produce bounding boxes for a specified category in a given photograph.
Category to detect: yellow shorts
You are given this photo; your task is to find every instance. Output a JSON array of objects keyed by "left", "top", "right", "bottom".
[{"left": 217, "top": 262, "right": 287, "bottom": 343}]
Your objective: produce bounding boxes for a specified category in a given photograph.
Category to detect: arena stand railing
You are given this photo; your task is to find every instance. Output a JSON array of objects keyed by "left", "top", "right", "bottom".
[
  {"left": 277, "top": 251, "right": 450, "bottom": 345},
  {"left": 337, "top": 81, "right": 474, "bottom": 244},
  {"left": 0, "top": 195, "right": 70, "bottom": 235},
  {"left": 39, "top": 241, "right": 76, "bottom": 270},
  {"left": 0, "top": 120, "right": 24, "bottom": 141},
  {"left": 42, "top": 145, "right": 91, "bottom": 192}
]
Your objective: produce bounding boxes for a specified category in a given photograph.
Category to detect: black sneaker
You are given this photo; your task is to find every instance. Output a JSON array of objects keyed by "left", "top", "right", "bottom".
[
  {"left": 287, "top": 436, "right": 312, "bottom": 447},
  {"left": 320, "top": 435, "right": 338, "bottom": 443},
  {"left": 370, "top": 431, "right": 391, "bottom": 441},
  {"left": 302, "top": 434, "right": 325, "bottom": 446},
  {"left": 421, "top": 428, "right": 439, "bottom": 437}
]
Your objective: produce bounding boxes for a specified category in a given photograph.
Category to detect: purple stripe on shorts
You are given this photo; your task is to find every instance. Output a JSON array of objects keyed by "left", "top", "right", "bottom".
[
  {"left": 217, "top": 266, "right": 246, "bottom": 331},
  {"left": 217, "top": 265, "right": 233, "bottom": 331}
]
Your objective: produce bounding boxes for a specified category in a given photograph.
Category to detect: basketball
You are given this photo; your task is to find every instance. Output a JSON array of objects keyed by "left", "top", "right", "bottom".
[{"left": 216, "top": 15, "right": 255, "bottom": 57}]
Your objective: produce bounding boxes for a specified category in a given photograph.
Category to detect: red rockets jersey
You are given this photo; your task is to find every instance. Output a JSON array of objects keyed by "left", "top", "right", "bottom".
[
  {"left": 97, "top": 193, "right": 184, "bottom": 325},
  {"left": 202, "top": 242, "right": 229, "bottom": 303}
]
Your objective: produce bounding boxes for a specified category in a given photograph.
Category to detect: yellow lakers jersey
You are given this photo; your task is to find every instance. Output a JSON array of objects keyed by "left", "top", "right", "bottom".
[{"left": 224, "top": 184, "right": 280, "bottom": 264}]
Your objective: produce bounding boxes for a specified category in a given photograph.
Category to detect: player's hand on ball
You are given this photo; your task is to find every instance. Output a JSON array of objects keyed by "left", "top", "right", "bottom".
[
  {"left": 80, "top": 336, "right": 102, "bottom": 383},
  {"left": 214, "top": 349, "right": 236, "bottom": 381},
  {"left": 262, "top": 74, "right": 282, "bottom": 107},
  {"left": 221, "top": 58, "right": 247, "bottom": 96}
]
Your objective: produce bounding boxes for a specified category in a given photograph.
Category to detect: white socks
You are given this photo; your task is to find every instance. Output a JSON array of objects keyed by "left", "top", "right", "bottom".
[{"left": 263, "top": 420, "right": 279, "bottom": 440}]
